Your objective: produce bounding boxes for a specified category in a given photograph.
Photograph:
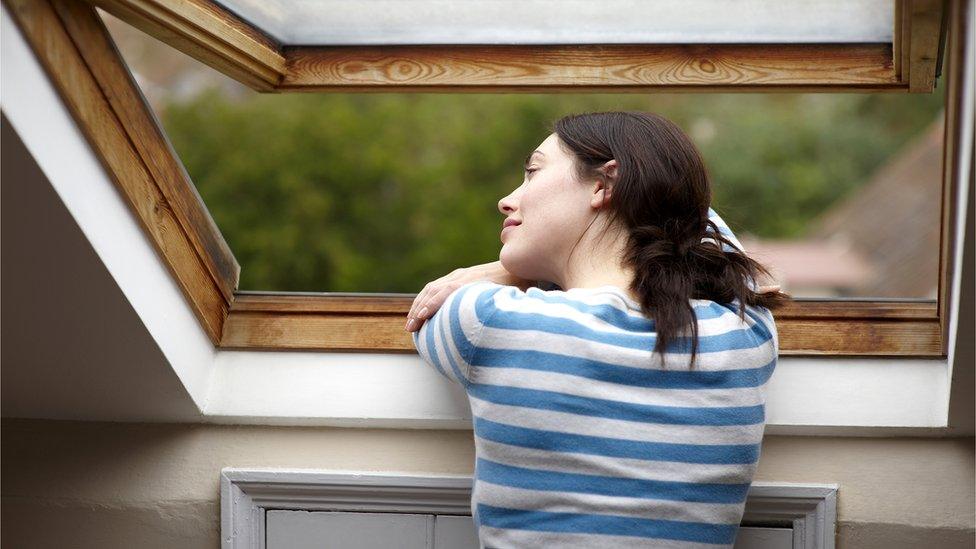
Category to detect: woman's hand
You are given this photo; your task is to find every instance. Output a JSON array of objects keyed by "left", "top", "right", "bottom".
[{"left": 405, "top": 261, "right": 531, "bottom": 332}]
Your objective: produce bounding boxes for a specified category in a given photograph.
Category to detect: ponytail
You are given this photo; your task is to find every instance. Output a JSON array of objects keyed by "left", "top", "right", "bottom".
[{"left": 627, "top": 215, "right": 790, "bottom": 369}]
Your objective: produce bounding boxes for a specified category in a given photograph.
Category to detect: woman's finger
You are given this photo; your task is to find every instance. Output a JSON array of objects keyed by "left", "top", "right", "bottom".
[
  {"left": 406, "top": 265, "right": 499, "bottom": 331},
  {"left": 406, "top": 281, "right": 448, "bottom": 331},
  {"left": 416, "top": 285, "right": 452, "bottom": 321},
  {"left": 407, "top": 277, "right": 446, "bottom": 318},
  {"left": 406, "top": 282, "right": 464, "bottom": 332},
  {"left": 408, "top": 281, "right": 435, "bottom": 320}
]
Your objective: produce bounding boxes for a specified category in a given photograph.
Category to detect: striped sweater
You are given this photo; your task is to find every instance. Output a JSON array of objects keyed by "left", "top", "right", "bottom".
[{"left": 412, "top": 207, "right": 779, "bottom": 548}]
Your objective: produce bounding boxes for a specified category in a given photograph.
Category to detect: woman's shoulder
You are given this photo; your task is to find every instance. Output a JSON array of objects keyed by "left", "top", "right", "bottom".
[
  {"left": 454, "top": 280, "right": 561, "bottom": 319},
  {"left": 449, "top": 281, "right": 648, "bottom": 329},
  {"left": 452, "top": 281, "right": 777, "bottom": 345},
  {"left": 704, "top": 298, "right": 779, "bottom": 359}
]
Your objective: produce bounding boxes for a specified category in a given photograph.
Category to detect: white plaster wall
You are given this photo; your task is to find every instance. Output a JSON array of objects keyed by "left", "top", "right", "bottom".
[{"left": 1, "top": 418, "right": 972, "bottom": 549}]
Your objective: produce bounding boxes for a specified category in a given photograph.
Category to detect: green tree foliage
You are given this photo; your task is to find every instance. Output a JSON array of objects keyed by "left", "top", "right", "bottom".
[{"left": 161, "top": 89, "right": 944, "bottom": 292}]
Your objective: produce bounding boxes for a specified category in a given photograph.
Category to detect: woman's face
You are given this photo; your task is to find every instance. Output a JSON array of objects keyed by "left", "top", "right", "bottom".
[{"left": 497, "top": 133, "right": 601, "bottom": 283}]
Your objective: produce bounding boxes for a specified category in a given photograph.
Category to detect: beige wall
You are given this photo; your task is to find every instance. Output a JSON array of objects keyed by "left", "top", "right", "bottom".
[{"left": 1, "top": 418, "right": 973, "bottom": 548}]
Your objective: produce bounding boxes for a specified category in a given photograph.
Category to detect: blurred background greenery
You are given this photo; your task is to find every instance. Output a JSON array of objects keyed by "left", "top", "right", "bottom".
[{"left": 162, "top": 90, "right": 944, "bottom": 292}]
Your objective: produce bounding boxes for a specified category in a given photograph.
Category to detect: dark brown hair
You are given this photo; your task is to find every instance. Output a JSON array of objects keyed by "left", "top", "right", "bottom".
[{"left": 552, "top": 111, "right": 792, "bottom": 369}]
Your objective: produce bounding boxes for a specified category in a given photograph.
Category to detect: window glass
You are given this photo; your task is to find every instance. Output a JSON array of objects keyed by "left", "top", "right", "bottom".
[{"left": 211, "top": 0, "right": 893, "bottom": 46}]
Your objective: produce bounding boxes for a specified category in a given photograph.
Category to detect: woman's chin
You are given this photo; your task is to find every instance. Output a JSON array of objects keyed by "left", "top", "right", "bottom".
[
  {"left": 499, "top": 248, "right": 523, "bottom": 274},
  {"left": 499, "top": 250, "right": 540, "bottom": 283}
]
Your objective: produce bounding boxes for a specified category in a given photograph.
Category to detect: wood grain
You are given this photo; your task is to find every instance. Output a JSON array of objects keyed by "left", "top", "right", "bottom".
[
  {"left": 763, "top": 299, "right": 937, "bottom": 320},
  {"left": 221, "top": 311, "right": 412, "bottom": 352},
  {"left": 54, "top": 0, "right": 240, "bottom": 304},
  {"left": 895, "top": 0, "right": 911, "bottom": 83},
  {"left": 222, "top": 294, "right": 943, "bottom": 356},
  {"left": 907, "top": 0, "right": 945, "bottom": 92},
  {"left": 279, "top": 43, "right": 899, "bottom": 92},
  {"left": 778, "top": 318, "right": 943, "bottom": 356},
  {"left": 232, "top": 292, "right": 414, "bottom": 314},
  {"left": 229, "top": 293, "right": 937, "bottom": 319},
  {"left": 74, "top": 0, "right": 946, "bottom": 93},
  {"left": 89, "top": 0, "right": 285, "bottom": 91},
  {"left": 5, "top": 0, "right": 229, "bottom": 343}
]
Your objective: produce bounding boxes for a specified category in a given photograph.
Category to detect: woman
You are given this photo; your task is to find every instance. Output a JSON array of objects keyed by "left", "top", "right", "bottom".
[{"left": 405, "top": 111, "right": 791, "bottom": 548}]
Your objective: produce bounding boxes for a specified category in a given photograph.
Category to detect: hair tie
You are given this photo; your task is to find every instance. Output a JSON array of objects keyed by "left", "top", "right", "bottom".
[{"left": 673, "top": 238, "right": 695, "bottom": 258}]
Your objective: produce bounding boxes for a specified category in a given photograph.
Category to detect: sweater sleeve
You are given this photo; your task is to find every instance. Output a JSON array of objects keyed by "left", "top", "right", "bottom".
[
  {"left": 706, "top": 206, "right": 746, "bottom": 253},
  {"left": 707, "top": 206, "right": 759, "bottom": 291},
  {"left": 708, "top": 207, "right": 778, "bottom": 356},
  {"left": 410, "top": 280, "right": 506, "bottom": 387}
]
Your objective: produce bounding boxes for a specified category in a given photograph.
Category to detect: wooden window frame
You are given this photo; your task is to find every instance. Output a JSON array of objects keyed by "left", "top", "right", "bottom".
[{"left": 4, "top": 0, "right": 966, "bottom": 357}]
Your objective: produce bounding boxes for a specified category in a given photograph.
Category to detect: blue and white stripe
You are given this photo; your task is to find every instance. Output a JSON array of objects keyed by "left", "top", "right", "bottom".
[{"left": 412, "top": 207, "right": 778, "bottom": 548}]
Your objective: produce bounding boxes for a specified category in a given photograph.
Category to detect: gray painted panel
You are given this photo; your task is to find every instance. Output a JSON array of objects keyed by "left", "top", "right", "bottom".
[
  {"left": 266, "top": 510, "right": 791, "bottom": 549},
  {"left": 266, "top": 510, "right": 433, "bottom": 549},
  {"left": 735, "top": 527, "right": 794, "bottom": 548},
  {"left": 432, "top": 515, "right": 480, "bottom": 549}
]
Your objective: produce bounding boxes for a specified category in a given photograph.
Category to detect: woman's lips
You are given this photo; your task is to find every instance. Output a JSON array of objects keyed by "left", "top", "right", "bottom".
[{"left": 500, "top": 223, "right": 519, "bottom": 240}]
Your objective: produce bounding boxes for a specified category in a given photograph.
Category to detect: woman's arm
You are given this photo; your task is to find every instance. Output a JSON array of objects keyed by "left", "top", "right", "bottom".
[
  {"left": 706, "top": 206, "right": 747, "bottom": 254},
  {"left": 707, "top": 206, "right": 781, "bottom": 293},
  {"left": 410, "top": 280, "right": 507, "bottom": 387},
  {"left": 406, "top": 207, "right": 772, "bottom": 334},
  {"left": 405, "top": 261, "right": 532, "bottom": 332}
]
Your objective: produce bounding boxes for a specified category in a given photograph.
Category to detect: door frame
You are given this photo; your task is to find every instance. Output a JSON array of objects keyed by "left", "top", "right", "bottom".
[{"left": 220, "top": 467, "right": 837, "bottom": 549}]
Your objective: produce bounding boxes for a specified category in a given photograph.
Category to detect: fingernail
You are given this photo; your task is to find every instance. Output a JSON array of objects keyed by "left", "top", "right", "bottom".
[
  {"left": 419, "top": 306, "right": 429, "bottom": 318},
  {"left": 404, "top": 318, "right": 415, "bottom": 331}
]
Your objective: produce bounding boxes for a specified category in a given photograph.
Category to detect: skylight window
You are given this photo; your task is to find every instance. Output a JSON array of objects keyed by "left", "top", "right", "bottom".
[{"left": 12, "top": 0, "right": 956, "bottom": 355}]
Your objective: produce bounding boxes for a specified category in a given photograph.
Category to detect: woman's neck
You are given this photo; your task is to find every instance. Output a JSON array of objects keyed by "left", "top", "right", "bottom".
[
  {"left": 553, "top": 229, "right": 639, "bottom": 302},
  {"left": 560, "top": 267, "right": 638, "bottom": 299}
]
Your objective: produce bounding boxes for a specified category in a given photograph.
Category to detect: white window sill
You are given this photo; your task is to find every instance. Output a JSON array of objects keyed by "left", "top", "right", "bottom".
[{"left": 199, "top": 350, "right": 951, "bottom": 435}]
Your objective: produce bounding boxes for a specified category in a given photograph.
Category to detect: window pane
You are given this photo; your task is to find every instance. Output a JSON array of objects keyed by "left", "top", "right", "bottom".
[
  {"left": 212, "top": 0, "right": 893, "bottom": 46},
  {"left": 102, "top": 8, "right": 945, "bottom": 300}
]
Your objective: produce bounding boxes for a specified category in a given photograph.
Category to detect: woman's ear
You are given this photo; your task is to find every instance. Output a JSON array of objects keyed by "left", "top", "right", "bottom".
[
  {"left": 591, "top": 187, "right": 609, "bottom": 209},
  {"left": 591, "top": 182, "right": 615, "bottom": 209},
  {"left": 591, "top": 160, "right": 618, "bottom": 209}
]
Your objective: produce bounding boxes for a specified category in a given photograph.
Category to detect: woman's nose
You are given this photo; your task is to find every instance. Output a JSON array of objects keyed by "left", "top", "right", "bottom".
[
  {"left": 498, "top": 184, "right": 522, "bottom": 215},
  {"left": 498, "top": 193, "right": 516, "bottom": 216}
]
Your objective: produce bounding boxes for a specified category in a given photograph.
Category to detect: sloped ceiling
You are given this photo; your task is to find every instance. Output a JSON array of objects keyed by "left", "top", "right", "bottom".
[{"left": 1, "top": 114, "right": 202, "bottom": 422}]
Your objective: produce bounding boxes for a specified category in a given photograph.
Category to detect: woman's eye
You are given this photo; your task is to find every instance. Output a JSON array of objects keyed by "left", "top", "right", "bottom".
[{"left": 526, "top": 168, "right": 538, "bottom": 175}]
